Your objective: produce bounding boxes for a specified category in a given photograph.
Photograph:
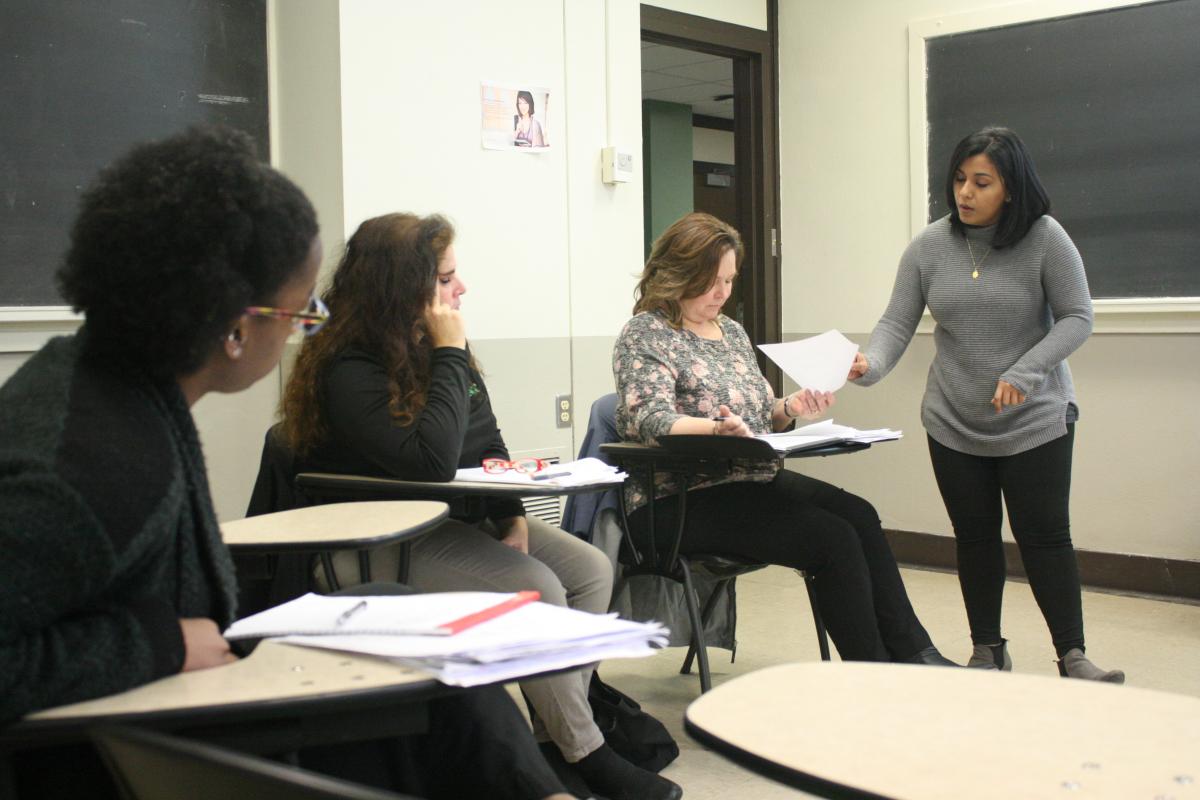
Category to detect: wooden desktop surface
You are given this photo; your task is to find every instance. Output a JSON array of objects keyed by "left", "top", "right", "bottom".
[
  {"left": 22, "top": 641, "right": 431, "bottom": 726},
  {"left": 296, "top": 472, "right": 613, "bottom": 499},
  {"left": 220, "top": 500, "right": 448, "bottom": 551},
  {"left": 685, "top": 662, "right": 1200, "bottom": 800}
]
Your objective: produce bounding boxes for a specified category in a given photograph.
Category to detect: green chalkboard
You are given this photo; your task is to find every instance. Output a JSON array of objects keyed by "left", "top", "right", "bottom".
[
  {"left": 925, "top": 0, "right": 1200, "bottom": 299},
  {"left": 0, "top": 0, "right": 268, "bottom": 307}
]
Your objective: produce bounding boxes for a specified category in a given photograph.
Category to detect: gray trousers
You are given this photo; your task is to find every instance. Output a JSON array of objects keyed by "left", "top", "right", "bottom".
[{"left": 325, "top": 515, "right": 614, "bottom": 762}]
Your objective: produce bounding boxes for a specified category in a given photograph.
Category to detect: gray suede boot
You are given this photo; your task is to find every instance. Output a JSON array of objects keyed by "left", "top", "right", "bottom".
[
  {"left": 1056, "top": 649, "right": 1125, "bottom": 684},
  {"left": 966, "top": 639, "right": 1012, "bottom": 671}
]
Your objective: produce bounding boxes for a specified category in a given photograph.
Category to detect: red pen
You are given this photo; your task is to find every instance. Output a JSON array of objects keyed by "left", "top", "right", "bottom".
[{"left": 438, "top": 590, "right": 541, "bottom": 635}]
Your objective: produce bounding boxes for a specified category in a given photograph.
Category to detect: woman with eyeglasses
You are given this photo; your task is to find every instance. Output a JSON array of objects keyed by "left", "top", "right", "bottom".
[
  {"left": 281, "top": 213, "right": 681, "bottom": 800},
  {"left": 0, "top": 128, "right": 588, "bottom": 800}
]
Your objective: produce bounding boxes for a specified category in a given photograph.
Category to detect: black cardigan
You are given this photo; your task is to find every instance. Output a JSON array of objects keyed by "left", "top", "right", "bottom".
[
  {"left": 0, "top": 333, "right": 237, "bottom": 723},
  {"left": 300, "top": 345, "right": 524, "bottom": 523}
]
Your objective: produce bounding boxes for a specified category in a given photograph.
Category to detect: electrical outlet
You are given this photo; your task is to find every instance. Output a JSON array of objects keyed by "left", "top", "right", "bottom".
[{"left": 555, "top": 393, "right": 572, "bottom": 429}]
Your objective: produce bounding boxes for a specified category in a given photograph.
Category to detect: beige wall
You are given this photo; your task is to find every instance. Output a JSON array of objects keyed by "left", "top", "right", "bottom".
[
  {"left": 644, "top": 0, "right": 767, "bottom": 30},
  {"left": 777, "top": 0, "right": 1200, "bottom": 561}
]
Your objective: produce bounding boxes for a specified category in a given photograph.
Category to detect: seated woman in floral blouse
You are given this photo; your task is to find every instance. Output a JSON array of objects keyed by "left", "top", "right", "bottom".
[{"left": 613, "top": 212, "right": 954, "bottom": 665}]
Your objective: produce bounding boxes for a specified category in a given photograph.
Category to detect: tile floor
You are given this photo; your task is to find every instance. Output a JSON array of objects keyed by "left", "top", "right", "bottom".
[{"left": 585, "top": 566, "right": 1200, "bottom": 799}]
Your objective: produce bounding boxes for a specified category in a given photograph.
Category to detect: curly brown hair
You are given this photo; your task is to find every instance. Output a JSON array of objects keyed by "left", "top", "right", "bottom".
[
  {"left": 281, "top": 213, "right": 456, "bottom": 455},
  {"left": 633, "top": 212, "right": 743, "bottom": 327}
]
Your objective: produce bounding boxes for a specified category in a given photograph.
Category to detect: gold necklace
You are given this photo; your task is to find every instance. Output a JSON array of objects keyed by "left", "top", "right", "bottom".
[{"left": 966, "top": 237, "right": 991, "bottom": 280}]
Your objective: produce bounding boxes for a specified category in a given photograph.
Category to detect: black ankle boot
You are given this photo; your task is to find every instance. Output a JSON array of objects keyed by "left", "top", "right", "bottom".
[
  {"left": 537, "top": 742, "right": 599, "bottom": 799},
  {"left": 573, "top": 743, "right": 682, "bottom": 800},
  {"left": 901, "top": 646, "right": 961, "bottom": 667}
]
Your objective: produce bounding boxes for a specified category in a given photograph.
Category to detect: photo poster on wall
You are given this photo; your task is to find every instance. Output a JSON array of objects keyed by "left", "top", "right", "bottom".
[{"left": 480, "top": 82, "right": 551, "bottom": 152}]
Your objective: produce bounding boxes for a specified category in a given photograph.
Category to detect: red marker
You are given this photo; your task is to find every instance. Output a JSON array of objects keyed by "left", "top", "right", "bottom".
[{"left": 438, "top": 590, "right": 541, "bottom": 635}]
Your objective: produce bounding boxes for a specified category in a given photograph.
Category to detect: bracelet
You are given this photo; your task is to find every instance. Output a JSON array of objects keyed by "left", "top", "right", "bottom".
[
  {"left": 712, "top": 420, "right": 720, "bottom": 436},
  {"left": 782, "top": 396, "right": 799, "bottom": 419}
]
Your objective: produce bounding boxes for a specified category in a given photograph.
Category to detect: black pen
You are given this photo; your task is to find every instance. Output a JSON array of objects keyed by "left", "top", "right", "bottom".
[{"left": 335, "top": 599, "right": 368, "bottom": 627}]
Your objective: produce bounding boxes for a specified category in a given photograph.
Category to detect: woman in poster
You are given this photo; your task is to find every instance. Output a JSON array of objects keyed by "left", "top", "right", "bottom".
[{"left": 514, "top": 89, "right": 546, "bottom": 147}]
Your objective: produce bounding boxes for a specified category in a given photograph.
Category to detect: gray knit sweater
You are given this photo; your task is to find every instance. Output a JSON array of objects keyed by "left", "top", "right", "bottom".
[{"left": 855, "top": 215, "right": 1093, "bottom": 457}]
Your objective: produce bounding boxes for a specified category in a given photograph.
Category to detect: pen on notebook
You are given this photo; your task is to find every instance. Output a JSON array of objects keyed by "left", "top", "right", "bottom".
[
  {"left": 532, "top": 470, "right": 571, "bottom": 481},
  {"left": 335, "top": 599, "right": 368, "bottom": 628},
  {"left": 437, "top": 590, "right": 540, "bottom": 634}
]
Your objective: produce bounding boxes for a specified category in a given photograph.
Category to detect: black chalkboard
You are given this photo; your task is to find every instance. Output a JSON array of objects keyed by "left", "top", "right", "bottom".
[
  {"left": 0, "top": 0, "right": 268, "bottom": 307},
  {"left": 925, "top": 0, "right": 1200, "bottom": 299}
]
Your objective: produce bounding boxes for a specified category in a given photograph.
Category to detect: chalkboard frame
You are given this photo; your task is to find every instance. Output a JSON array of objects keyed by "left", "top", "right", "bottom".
[{"left": 907, "top": 0, "right": 1200, "bottom": 326}]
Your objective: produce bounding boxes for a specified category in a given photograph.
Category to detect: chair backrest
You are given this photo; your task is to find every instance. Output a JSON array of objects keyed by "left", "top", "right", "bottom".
[
  {"left": 93, "top": 726, "right": 413, "bottom": 800},
  {"left": 561, "top": 393, "right": 622, "bottom": 543}
]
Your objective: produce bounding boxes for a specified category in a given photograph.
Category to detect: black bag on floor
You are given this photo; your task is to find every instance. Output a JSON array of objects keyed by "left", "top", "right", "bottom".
[{"left": 587, "top": 672, "right": 679, "bottom": 772}]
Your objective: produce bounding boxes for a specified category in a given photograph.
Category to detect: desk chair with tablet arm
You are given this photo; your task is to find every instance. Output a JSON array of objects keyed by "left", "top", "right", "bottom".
[{"left": 600, "top": 434, "right": 833, "bottom": 694}]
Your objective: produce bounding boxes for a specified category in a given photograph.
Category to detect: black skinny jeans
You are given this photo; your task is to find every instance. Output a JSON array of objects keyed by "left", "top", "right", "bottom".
[
  {"left": 630, "top": 469, "right": 933, "bottom": 662},
  {"left": 927, "top": 425, "right": 1084, "bottom": 657}
]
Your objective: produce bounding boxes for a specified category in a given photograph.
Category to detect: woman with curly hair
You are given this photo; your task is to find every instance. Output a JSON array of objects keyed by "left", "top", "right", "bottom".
[
  {"left": 0, "top": 128, "right": 577, "bottom": 800},
  {"left": 282, "top": 213, "right": 681, "bottom": 800}
]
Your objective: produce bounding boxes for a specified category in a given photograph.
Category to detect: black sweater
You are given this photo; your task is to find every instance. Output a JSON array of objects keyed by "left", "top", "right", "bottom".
[
  {"left": 0, "top": 333, "right": 237, "bottom": 723},
  {"left": 301, "top": 346, "right": 524, "bottom": 522}
]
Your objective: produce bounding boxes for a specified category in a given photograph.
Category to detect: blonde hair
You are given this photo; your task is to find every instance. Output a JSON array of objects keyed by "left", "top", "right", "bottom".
[{"left": 634, "top": 212, "right": 743, "bottom": 327}]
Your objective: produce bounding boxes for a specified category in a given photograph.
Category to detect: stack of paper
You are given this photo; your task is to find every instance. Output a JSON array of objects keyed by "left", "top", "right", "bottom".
[
  {"left": 226, "top": 592, "right": 667, "bottom": 687},
  {"left": 454, "top": 457, "right": 626, "bottom": 489},
  {"left": 756, "top": 419, "right": 903, "bottom": 454}
]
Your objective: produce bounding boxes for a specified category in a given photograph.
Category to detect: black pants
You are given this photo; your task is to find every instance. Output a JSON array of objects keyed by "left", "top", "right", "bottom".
[
  {"left": 927, "top": 426, "right": 1084, "bottom": 657},
  {"left": 630, "top": 470, "right": 933, "bottom": 662},
  {"left": 296, "top": 581, "right": 565, "bottom": 799},
  {"left": 296, "top": 688, "right": 563, "bottom": 799}
]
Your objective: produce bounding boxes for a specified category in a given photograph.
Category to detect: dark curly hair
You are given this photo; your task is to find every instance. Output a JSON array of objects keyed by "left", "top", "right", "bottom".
[
  {"left": 282, "top": 213, "right": 463, "bottom": 456},
  {"left": 56, "top": 125, "right": 318, "bottom": 381}
]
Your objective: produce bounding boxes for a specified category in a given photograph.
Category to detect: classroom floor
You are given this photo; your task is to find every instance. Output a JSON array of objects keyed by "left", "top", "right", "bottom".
[{"left": 542, "top": 565, "right": 1200, "bottom": 800}]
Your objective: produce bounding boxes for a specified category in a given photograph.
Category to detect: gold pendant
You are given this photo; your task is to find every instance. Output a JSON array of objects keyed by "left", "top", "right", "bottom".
[{"left": 972, "top": 270, "right": 979, "bottom": 279}]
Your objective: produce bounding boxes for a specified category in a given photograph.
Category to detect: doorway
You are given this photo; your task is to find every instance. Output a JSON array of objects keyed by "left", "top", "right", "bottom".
[{"left": 639, "top": 4, "right": 781, "bottom": 387}]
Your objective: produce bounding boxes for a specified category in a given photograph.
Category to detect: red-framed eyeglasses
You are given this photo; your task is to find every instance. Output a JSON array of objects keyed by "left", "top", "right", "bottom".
[
  {"left": 244, "top": 294, "right": 330, "bottom": 336},
  {"left": 482, "top": 457, "right": 549, "bottom": 475}
]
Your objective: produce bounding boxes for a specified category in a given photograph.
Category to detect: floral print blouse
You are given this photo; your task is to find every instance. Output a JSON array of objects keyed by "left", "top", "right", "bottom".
[{"left": 613, "top": 311, "right": 781, "bottom": 511}]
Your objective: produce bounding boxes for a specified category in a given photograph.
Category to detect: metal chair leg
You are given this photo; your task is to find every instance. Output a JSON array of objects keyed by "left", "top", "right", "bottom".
[
  {"left": 678, "top": 556, "right": 713, "bottom": 693},
  {"left": 320, "top": 551, "right": 341, "bottom": 592},
  {"left": 681, "top": 577, "right": 732, "bottom": 676},
  {"left": 803, "top": 571, "right": 831, "bottom": 661},
  {"left": 357, "top": 550, "right": 372, "bottom": 585}
]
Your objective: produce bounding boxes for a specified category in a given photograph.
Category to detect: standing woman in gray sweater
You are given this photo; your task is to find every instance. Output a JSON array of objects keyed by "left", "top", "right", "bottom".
[{"left": 850, "top": 127, "right": 1123, "bottom": 682}]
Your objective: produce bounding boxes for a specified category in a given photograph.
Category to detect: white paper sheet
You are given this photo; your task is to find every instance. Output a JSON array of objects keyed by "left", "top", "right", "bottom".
[
  {"left": 757, "top": 330, "right": 859, "bottom": 392},
  {"left": 755, "top": 419, "right": 903, "bottom": 454},
  {"left": 454, "top": 457, "right": 625, "bottom": 488}
]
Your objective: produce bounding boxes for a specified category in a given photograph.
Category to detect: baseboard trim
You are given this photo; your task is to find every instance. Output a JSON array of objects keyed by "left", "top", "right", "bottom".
[{"left": 884, "top": 529, "right": 1200, "bottom": 603}]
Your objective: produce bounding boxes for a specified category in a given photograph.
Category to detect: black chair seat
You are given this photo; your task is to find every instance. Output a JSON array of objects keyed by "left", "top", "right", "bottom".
[{"left": 686, "top": 554, "right": 766, "bottom": 580}]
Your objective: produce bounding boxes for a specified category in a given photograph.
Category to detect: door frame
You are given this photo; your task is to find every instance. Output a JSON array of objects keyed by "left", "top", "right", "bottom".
[{"left": 641, "top": 3, "right": 782, "bottom": 389}]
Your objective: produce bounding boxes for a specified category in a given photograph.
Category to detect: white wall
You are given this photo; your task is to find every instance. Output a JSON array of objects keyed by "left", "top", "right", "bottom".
[
  {"left": 644, "top": 0, "right": 767, "bottom": 30},
  {"left": 778, "top": 0, "right": 1200, "bottom": 560}
]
